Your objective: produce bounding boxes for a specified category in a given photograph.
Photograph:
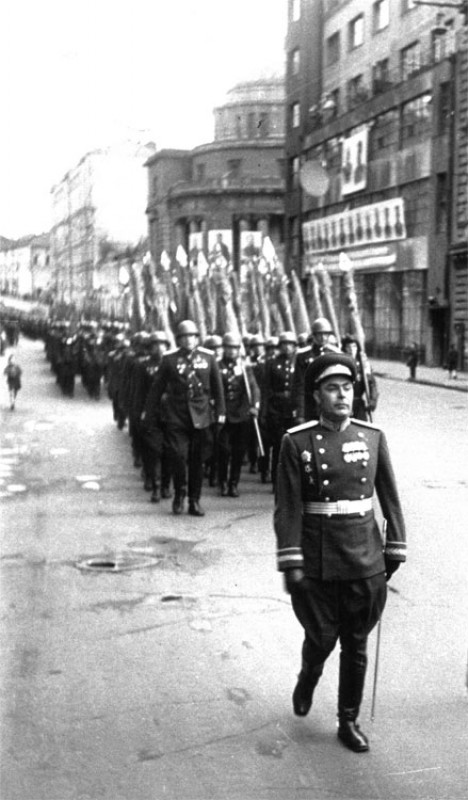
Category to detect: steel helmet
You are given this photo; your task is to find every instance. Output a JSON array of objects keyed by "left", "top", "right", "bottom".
[
  {"left": 311, "top": 317, "right": 333, "bottom": 335},
  {"left": 204, "top": 335, "right": 223, "bottom": 350},
  {"left": 265, "top": 336, "right": 279, "bottom": 349},
  {"left": 148, "top": 330, "right": 170, "bottom": 345},
  {"left": 222, "top": 332, "right": 242, "bottom": 348},
  {"left": 250, "top": 334, "right": 265, "bottom": 347},
  {"left": 177, "top": 319, "right": 199, "bottom": 338},
  {"left": 279, "top": 331, "right": 297, "bottom": 345}
]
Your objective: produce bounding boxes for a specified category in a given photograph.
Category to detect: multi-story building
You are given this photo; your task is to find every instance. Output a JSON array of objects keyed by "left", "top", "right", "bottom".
[
  {"left": 0, "top": 233, "right": 50, "bottom": 298},
  {"left": 50, "top": 142, "right": 154, "bottom": 306},
  {"left": 145, "top": 78, "right": 285, "bottom": 270},
  {"left": 285, "top": 0, "right": 467, "bottom": 366}
]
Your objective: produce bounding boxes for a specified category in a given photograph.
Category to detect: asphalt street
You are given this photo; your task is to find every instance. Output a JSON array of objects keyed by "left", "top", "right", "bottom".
[{"left": 1, "top": 338, "right": 467, "bottom": 800}]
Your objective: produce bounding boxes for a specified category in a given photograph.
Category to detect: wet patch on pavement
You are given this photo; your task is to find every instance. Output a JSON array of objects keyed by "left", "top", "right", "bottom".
[
  {"left": 125, "top": 535, "right": 222, "bottom": 574},
  {"left": 226, "top": 687, "right": 251, "bottom": 707},
  {"left": 255, "top": 733, "right": 290, "bottom": 759}
]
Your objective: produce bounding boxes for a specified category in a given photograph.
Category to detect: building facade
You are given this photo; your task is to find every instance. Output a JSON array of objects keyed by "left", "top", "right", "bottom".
[
  {"left": 145, "top": 78, "right": 286, "bottom": 270},
  {"left": 50, "top": 142, "right": 154, "bottom": 307},
  {"left": 285, "top": 0, "right": 468, "bottom": 366},
  {"left": 0, "top": 233, "right": 51, "bottom": 299}
]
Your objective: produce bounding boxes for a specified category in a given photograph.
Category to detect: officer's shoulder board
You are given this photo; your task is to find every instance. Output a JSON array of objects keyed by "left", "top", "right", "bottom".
[
  {"left": 197, "top": 346, "right": 214, "bottom": 356},
  {"left": 351, "top": 418, "right": 381, "bottom": 431},
  {"left": 287, "top": 420, "right": 320, "bottom": 435}
]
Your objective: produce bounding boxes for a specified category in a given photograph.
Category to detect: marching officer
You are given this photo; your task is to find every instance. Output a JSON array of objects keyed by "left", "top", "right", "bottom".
[
  {"left": 144, "top": 319, "right": 225, "bottom": 517},
  {"left": 217, "top": 332, "right": 260, "bottom": 497},
  {"left": 261, "top": 331, "right": 298, "bottom": 491},
  {"left": 246, "top": 334, "right": 266, "bottom": 475},
  {"left": 293, "top": 317, "right": 341, "bottom": 423},
  {"left": 138, "top": 331, "right": 172, "bottom": 503},
  {"left": 203, "top": 335, "right": 224, "bottom": 487},
  {"left": 274, "top": 352, "right": 406, "bottom": 753}
]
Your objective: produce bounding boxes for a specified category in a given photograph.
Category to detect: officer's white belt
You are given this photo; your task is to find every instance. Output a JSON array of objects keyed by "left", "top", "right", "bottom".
[{"left": 303, "top": 498, "right": 373, "bottom": 515}]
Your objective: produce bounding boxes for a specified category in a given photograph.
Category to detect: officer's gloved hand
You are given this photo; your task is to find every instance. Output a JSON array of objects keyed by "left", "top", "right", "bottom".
[
  {"left": 283, "top": 568, "right": 306, "bottom": 594},
  {"left": 249, "top": 406, "right": 259, "bottom": 417},
  {"left": 384, "top": 557, "right": 400, "bottom": 582}
]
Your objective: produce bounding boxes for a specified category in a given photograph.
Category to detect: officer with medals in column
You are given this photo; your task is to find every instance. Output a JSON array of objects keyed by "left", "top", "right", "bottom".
[
  {"left": 217, "top": 332, "right": 260, "bottom": 497},
  {"left": 274, "top": 352, "right": 406, "bottom": 753},
  {"left": 260, "top": 331, "right": 298, "bottom": 492},
  {"left": 144, "top": 320, "right": 225, "bottom": 517}
]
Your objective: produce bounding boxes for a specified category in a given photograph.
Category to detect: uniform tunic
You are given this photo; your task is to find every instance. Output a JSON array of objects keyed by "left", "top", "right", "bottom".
[{"left": 274, "top": 418, "right": 406, "bottom": 581}]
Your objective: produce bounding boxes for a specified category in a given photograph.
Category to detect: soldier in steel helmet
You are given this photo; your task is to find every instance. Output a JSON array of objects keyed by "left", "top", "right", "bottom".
[
  {"left": 260, "top": 331, "right": 298, "bottom": 492},
  {"left": 137, "top": 331, "right": 172, "bottom": 502},
  {"left": 274, "top": 352, "right": 406, "bottom": 753},
  {"left": 293, "top": 317, "right": 341, "bottom": 424},
  {"left": 217, "top": 332, "right": 260, "bottom": 497},
  {"left": 144, "top": 320, "right": 225, "bottom": 516}
]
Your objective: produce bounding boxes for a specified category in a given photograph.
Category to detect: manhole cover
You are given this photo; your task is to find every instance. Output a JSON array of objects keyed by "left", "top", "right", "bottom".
[{"left": 75, "top": 554, "right": 159, "bottom": 572}]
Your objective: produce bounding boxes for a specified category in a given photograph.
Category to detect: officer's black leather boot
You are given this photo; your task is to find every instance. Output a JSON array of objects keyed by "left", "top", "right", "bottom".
[
  {"left": 292, "top": 665, "right": 323, "bottom": 716},
  {"left": 150, "top": 483, "right": 161, "bottom": 503},
  {"left": 220, "top": 482, "right": 228, "bottom": 497},
  {"left": 172, "top": 490, "right": 186, "bottom": 515},
  {"left": 188, "top": 499, "right": 205, "bottom": 517},
  {"left": 161, "top": 484, "right": 172, "bottom": 499},
  {"left": 228, "top": 482, "right": 239, "bottom": 498},
  {"left": 337, "top": 651, "right": 369, "bottom": 752}
]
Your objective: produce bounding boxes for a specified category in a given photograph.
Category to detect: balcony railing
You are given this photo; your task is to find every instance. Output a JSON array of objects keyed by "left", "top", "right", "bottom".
[{"left": 168, "top": 175, "right": 284, "bottom": 195}]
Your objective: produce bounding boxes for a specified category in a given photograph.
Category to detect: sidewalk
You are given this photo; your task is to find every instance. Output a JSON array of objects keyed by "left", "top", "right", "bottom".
[{"left": 372, "top": 358, "right": 468, "bottom": 392}]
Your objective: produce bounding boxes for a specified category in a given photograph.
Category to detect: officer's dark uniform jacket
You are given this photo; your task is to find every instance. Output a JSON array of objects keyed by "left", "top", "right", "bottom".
[
  {"left": 146, "top": 346, "right": 225, "bottom": 429},
  {"left": 218, "top": 358, "right": 260, "bottom": 423},
  {"left": 262, "top": 353, "right": 296, "bottom": 423},
  {"left": 274, "top": 417, "right": 406, "bottom": 581}
]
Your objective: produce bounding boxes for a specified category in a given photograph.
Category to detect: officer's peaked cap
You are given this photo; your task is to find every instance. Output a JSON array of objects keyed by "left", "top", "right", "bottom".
[
  {"left": 305, "top": 353, "right": 357, "bottom": 391},
  {"left": 279, "top": 331, "right": 297, "bottom": 345},
  {"left": 222, "top": 332, "right": 242, "bottom": 347},
  {"left": 177, "top": 319, "right": 199, "bottom": 337}
]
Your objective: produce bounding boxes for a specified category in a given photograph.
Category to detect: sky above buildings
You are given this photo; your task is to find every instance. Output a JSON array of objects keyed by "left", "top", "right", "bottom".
[{"left": 0, "top": 0, "right": 286, "bottom": 239}]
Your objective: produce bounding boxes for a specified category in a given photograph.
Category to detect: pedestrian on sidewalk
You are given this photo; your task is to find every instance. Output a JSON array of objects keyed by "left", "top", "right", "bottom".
[
  {"left": 447, "top": 344, "right": 459, "bottom": 380},
  {"left": 405, "top": 343, "right": 419, "bottom": 381},
  {"left": 274, "top": 352, "right": 406, "bottom": 753},
  {"left": 4, "top": 354, "right": 22, "bottom": 410}
]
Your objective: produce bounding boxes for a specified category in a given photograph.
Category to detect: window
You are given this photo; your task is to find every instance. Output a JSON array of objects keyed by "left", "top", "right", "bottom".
[
  {"left": 372, "top": 58, "right": 390, "bottom": 94},
  {"left": 347, "top": 74, "right": 367, "bottom": 110},
  {"left": 291, "top": 0, "right": 300, "bottom": 22},
  {"left": 152, "top": 176, "right": 158, "bottom": 195},
  {"left": 326, "top": 32, "right": 341, "bottom": 66},
  {"left": 247, "top": 112, "right": 256, "bottom": 139},
  {"left": 290, "top": 156, "right": 300, "bottom": 189},
  {"left": 291, "top": 102, "right": 300, "bottom": 128},
  {"left": 400, "top": 41, "right": 421, "bottom": 80},
  {"left": 435, "top": 173, "right": 448, "bottom": 233},
  {"left": 370, "top": 109, "right": 399, "bottom": 155},
  {"left": 400, "top": 94, "right": 432, "bottom": 144},
  {"left": 258, "top": 114, "right": 270, "bottom": 138},
  {"left": 290, "top": 48, "right": 300, "bottom": 75},
  {"left": 195, "top": 163, "right": 206, "bottom": 183},
  {"left": 438, "top": 82, "right": 451, "bottom": 135},
  {"left": 227, "top": 159, "right": 242, "bottom": 179},
  {"left": 349, "top": 14, "right": 364, "bottom": 50},
  {"left": 373, "top": 0, "right": 389, "bottom": 32},
  {"left": 290, "top": 216, "right": 300, "bottom": 256}
]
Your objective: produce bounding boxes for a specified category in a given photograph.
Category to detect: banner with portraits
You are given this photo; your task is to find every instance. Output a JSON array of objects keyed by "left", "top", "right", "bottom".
[
  {"left": 341, "top": 127, "right": 369, "bottom": 196},
  {"left": 189, "top": 232, "right": 204, "bottom": 264},
  {"left": 208, "top": 229, "right": 232, "bottom": 266},
  {"left": 240, "top": 231, "right": 262, "bottom": 262},
  {"left": 302, "top": 198, "right": 407, "bottom": 255}
]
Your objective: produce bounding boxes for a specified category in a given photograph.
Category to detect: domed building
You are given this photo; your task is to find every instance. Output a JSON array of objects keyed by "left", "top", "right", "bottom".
[{"left": 145, "top": 77, "right": 285, "bottom": 270}]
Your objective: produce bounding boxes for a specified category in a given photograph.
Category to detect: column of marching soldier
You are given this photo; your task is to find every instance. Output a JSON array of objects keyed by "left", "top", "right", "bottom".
[{"left": 43, "top": 317, "right": 379, "bottom": 517}]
